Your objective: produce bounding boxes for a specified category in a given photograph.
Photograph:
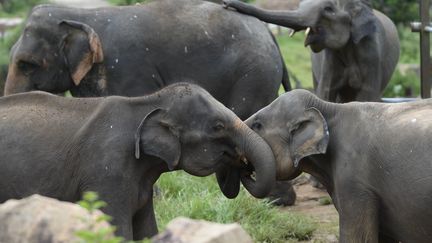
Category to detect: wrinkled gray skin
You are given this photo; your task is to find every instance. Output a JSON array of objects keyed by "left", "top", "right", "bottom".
[
  {"left": 223, "top": 0, "right": 400, "bottom": 102},
  {"left": 246, "top": 89, "right": 432, "bottom": 242},
  {"left": 0, "top": 83, "right": 276, "bottom": 240},
  {"left": 5, "top": 0, "right": 289, "bottom": 120}
]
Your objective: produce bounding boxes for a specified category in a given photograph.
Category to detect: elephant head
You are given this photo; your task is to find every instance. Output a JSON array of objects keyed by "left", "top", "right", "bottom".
[
  {"left": 223, "top": 0, "right": 376, "bottom": 52},
  {"left": 245, "top": 89, "right": 329, "bottom": 180},
  {"left": 135, "top": 83, "right": 276, "bottom": 198},
  {"left": 5, "top": 6, "right": 104, "bottom": 95}
]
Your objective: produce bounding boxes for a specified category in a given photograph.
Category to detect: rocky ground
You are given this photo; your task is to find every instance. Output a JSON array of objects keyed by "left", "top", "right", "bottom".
[{"left": 283, "top": 176, "right": 339, "bottom": 243}]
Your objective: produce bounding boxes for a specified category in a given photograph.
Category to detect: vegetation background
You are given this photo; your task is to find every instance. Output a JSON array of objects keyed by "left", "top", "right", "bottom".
[{"left": 0, "top": 0, "right": 425, "bottom": 241}]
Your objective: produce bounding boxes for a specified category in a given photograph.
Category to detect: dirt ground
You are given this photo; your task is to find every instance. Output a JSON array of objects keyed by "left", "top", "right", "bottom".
[{"left": 283, "top": 176, "right": 339, "bottom": 243}]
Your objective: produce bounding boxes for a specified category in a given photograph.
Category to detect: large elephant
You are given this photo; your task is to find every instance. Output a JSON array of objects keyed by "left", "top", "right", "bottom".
[
  {"left": 245, "top": 89, "right": 432, "bottom": 242},
  {"left": 0, "top": 83, "right": 276, "bottom": 240},
  {"left": 5, "top": 0, "right": 289, "bottom": 120},
  {"left": 223, "top": 0, "right": 400, "bottom": 102}
]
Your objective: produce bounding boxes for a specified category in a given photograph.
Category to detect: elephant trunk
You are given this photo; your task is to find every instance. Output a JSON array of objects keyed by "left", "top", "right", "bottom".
[
  {"left": 223, "top": 0, "right": 311, "bottom": 31},
  {"left": 4, "top": 64, "right": 31, "bottom": 95},
  {"left": 235, "top": 121, "right": 276, "bottom": 198}
]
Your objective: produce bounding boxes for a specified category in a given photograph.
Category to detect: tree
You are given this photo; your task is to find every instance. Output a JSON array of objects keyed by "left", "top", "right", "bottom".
[{"left": 372, "top": 0, "right": 418, "bottom": 25}]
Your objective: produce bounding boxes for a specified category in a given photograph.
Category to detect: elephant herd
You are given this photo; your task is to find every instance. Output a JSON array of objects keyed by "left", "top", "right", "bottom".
[{"left": 2, "top": 0, "right": 432, "bottom": 242}]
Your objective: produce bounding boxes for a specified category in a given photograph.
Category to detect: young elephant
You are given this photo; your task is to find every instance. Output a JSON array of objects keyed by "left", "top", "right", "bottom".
[
  {"left": 246, "top": 89, "right": 432, "bottom": 242},
  {"left": 0, "top": 83, "right": 276, "bottom": 240}
]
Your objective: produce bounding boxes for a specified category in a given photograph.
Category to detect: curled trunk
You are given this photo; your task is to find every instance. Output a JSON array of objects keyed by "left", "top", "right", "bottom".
[{"left": 217, "top": 121, "right": 276, "bottom": 199}]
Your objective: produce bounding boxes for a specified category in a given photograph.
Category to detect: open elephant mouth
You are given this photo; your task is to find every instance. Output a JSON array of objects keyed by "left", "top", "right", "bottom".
[
  {"left": 304, "top": 26, "right": 326, "bottom": 52},
  {"left": 215, "top": 152, "right": 257, "bottom": 199}
]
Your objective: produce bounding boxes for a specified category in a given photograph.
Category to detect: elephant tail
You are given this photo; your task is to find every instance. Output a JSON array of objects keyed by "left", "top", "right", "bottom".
[
  {"left": 268, "top": 29, "right": 291, "bottom": 92},
  {"left": 281, "top": 57, "right": 291, "bottom": 92}
]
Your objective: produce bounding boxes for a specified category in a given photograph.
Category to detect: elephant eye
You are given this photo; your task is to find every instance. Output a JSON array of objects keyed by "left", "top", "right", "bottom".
[
  {"left": 324, "top": 6, "right": 335, "bottom": 14},
  {"left": 251, "top": 121, "right": 262, "bottom": 131},
  {"left": 212, "top": 121, "right": 225, "bottom": 132},
  {"left": 17, "top": 60, "right": 39, "bottom": 75}
]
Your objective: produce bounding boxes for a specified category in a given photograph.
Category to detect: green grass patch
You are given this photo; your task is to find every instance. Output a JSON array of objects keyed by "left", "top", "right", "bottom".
[
  {"left": 276, "top": 33, "right": 313, "bottom": 89},
  {"left": 318, "top": 196, "right": 333, "bottom": 206},
  {"left": 155, "top": 171, "right": 316, "bottom": 242}
]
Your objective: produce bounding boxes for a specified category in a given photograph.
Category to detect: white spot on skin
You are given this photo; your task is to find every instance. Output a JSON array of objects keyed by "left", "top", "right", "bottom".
[
  {"left": 105, "top": 166, "right": 108, "bottom": 170},
  {"left": 134, "top": 15, "right": 137, "bottom": 18},
  {"left": 204, "top": 31, "right": 209, "bottom": 37},
  {"left": 411, "top": 118, "right": 417, "bottom": 123},
  {"left": 242, "top": 97, "right": 246, "bottom": 101},
  {"left": 231, "top": 34, "right": 235, "bottom": 39},
  {"left": 231, "top": 107, "right": 235, "bottom": 111},
  {"left": 184, "top": 46, "right": 188, "bottom": 53},
  {"left": 111, "top": 66, "right": 115, "bottom": 69},
  {"left": 410, "top": 149, "right": 413, "bottom": 153},
  {"left": 48, "top": 13, "right": 52, "bottom": 17},
  {"left": 2, "top": 116, "right": 6, "bottom": 120},
  {"left": 146, "top": 48, "right": 149, "bottom": 51},
  {"left": 110, "top": 125, "right": 113, "bottom": 129},
  {"left": 152, "top": 74, "right": 156, "bottom": 78},
  {"left": 115, "top": 58, "right": 119, "bottom": 63},
  {"left": 107, "top": 19, "right": 111, "bottom": 22},
  {"left": 204, "top": 148, "right": 207, "bottom": 152}
]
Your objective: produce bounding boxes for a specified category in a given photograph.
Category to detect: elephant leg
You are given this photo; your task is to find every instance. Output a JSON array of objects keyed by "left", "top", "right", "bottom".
[
  {"left": 87, "top": 186, "right": 134, "bottom": 239},
  {"left": 338, "top": 192, "right": 379, "bottom": 242},
  {"left": 133, "top": 195, "right": 158, "bottom": 240},
  {"left": 354, "top": 86, "right": 382, "bottom": 102},
  {"left": 379, "top": 233, "right": 399, "bottom": 243}
]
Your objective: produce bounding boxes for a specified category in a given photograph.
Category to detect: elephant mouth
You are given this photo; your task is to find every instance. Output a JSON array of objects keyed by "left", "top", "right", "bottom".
[{"left": 304, "top": 26, "right": 325, "bottom": 52}]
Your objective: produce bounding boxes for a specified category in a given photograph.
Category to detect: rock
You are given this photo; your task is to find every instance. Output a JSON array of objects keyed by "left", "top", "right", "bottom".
[
  {"left": 152, "top": 217, "right": 253, "bottom": 243},
  {"left": 0, "top": 194, "right": 112, "bottom": 243}
]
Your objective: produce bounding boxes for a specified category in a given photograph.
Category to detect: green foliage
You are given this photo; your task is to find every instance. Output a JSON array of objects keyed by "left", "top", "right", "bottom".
[
  {"left": 155, "top": 171, "right": 317, "bottom": 242},
  {"left": 318, "top": 196, "right": 333, "bottom": 206},
  {"left": 0, "top": 0, "right": 47, "bottom": 17},
  {"left": 383, "top": 70, "right": 420, "bottom": 98},
  {"left": 372, "top": 0, "right": 418, "bottom": 25},
  {"left": 76, "top": 192, "right": 124, "bottom": 243}
]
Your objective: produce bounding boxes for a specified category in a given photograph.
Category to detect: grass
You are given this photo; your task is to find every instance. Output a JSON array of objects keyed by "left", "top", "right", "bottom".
[
  {"left": 154, "top": 171, "right": 317, "bottom": 242},
  {"left": 276, "top": 32, "right": 314, "bottom": 89}
]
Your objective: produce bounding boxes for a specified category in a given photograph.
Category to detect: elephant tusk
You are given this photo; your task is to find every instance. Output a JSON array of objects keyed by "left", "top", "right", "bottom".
[
  {"left": 305, "top": 27, "right": 311, "bottom": 36},
  {"left": 289, "top": 29, "right": 296, "bottom": 37},
  {"left": 241, "top": 156, "right": 248, "bottom": 165}
]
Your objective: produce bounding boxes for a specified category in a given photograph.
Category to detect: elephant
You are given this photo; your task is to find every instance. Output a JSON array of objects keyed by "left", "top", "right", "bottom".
[
  {"left": 0, "top": 83, "right": 276, "bottom": 240},
  {"left": 223, "top": 0, "right": 400, "bottom": 102},
  {"left": 5, "top": 0, "right": 290, "bottom": 120},
  {"left": 245, "top": 89, "right": 432, "bottom": 242}
]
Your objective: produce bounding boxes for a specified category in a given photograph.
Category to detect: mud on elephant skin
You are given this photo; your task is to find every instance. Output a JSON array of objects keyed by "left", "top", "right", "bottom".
[
  {"left": 223, "top": 0, "right": 399, "bottom": 102},
  {"left": 245, "top": 89, "right": 432, "bottom": 242},
  {"left": 0, "top": 83, "right": 276, "bottom": 240},
  {"left": 5, "top": 0, "right": 290, "bottom": 120}
]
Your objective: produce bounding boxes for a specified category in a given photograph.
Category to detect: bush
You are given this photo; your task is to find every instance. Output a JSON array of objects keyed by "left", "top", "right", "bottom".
[
  {"left": 372, "top": 0, "right": 417, "bottom": 25},
  {"left": 0, "top": 0, "right": 46, "bottom": 17}
]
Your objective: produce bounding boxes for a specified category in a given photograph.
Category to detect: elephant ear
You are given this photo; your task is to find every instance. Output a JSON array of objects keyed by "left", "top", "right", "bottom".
[
  {"left": 59, "top": 20, "right": 104, "bottom": 86},
  {"left": 289, "top": 107, "right": 329, "bottom": 167},
  {"left": 348, "top": 3, "right": 377, "bottom": 44},
  {"left": 134, "top": 108, "right": 181, "bottom": 171}
]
